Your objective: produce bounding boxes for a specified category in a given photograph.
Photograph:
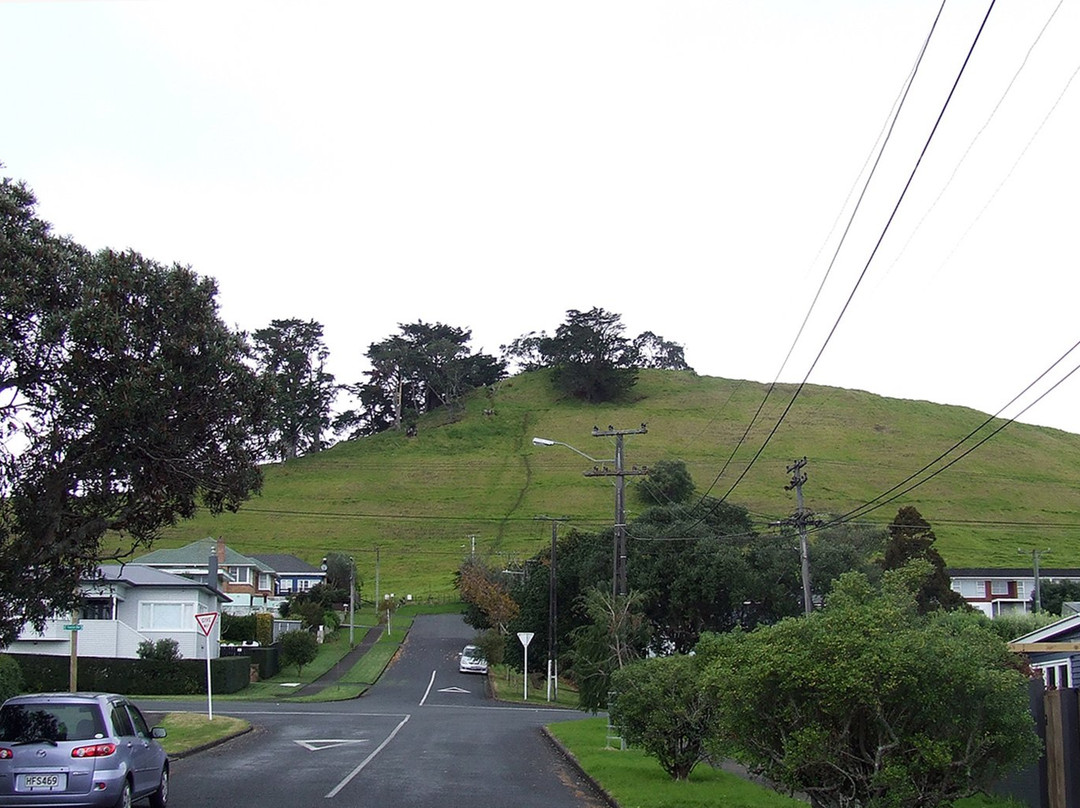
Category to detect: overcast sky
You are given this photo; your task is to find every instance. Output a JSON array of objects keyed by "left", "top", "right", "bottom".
[{"left": 3, "top": 1, "right": 1079, "bottom": 435}]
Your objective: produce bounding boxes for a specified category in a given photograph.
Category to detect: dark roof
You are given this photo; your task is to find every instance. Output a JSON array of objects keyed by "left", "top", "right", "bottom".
[
  {"left": 251, "top": 554, "right": 324, "bottom": 575},
  {"left": 89, "top": 564, "right": 230, "bottom": 602},
  {"left": 948, "top": 568, "right": 1080, "bottom": 578},
  {"left": 134, "top": 538, "right": 273, "bottom": 572}
]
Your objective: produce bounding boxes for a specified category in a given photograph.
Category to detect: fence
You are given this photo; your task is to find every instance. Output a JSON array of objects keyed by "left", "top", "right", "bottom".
[{"left": 1001, "top": 680, "right": 1080, "bottom": 808}]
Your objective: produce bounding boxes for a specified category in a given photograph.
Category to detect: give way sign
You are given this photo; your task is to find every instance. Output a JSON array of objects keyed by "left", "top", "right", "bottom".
[{"left": 195, "top": 612, "right": 218, "bottom": 637}]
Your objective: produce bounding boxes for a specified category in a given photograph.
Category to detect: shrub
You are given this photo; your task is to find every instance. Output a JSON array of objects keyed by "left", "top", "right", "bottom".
[
  {"left": 255, "top": 612, "right": 274, "bottom": 646},
  {"left": 0, "top": 654, "right": 25, "bottom": 702},
  {"left": 280, "top": 630, "right": 319, "bottom": 675},
  {"left": 136, "top": 638, "right": 182, "bottom": 663},
  {"left": 221, "top": 612, "right": 257, "bottom": 642}
]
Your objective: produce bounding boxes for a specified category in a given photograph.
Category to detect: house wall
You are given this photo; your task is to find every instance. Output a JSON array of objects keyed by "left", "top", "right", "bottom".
[{"left": 8, "top": 586, "right": 224, "bottom": 660}]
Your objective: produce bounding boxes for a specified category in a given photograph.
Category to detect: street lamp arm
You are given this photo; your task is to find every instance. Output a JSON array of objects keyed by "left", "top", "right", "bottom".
[{"left": 532, "top": 436, "right": 613, "bottom": 464}]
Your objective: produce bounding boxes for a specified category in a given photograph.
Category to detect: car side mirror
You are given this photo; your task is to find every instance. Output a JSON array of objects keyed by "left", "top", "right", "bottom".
[{"left": 151, "top": 727, "right": 167, "bottom": 739}]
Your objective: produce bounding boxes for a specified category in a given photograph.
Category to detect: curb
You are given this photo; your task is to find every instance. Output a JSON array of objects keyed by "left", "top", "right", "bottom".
[
  {"left": 170, "top": 724, "right": 257, "bottom": 760},
  {"left": 539, "top": 725, "right": 621, "bottom": 808}
]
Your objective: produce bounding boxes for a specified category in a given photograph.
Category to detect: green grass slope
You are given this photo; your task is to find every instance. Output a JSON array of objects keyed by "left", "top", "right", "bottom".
[{"left": 129, "top": 370, "right": 1080, "bottom": 601}]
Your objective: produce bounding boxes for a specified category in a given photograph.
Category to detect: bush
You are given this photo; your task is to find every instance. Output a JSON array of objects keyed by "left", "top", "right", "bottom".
[
  {"left": 136, "top": 638, "right": 182, "bottom": 663},
  {"left": 221, "top": 612, "right": 257, "bottom": 643},
  {"left": 255, "top": 612, "right": 274, "bottom": 646},
  {"left": 0, "top": 654, "right": 25, "bottom": 702},
  {"left": 280, "top": 630, "right": 319, "bottom": 674}
]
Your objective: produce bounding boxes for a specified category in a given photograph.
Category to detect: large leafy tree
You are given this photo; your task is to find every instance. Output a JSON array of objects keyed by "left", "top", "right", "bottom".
[
  {"left": 340, "top": 321, "right": 504, "bottom": 438},
  {"left": 700, "top": 567, "right": 1040, "bottom": 808},
  {"left": 252, "top": 318, "right": 336, "bottom": 461},
  {"left": 881, "top": 506, "right": 965, "bottom": 613},
  {"left": 565, "top": 587, "right": 650, "bottom": 712},
  {"left": 0, "top": 175, "right": 265, "bottom": 646},
  {"left": 502, "top": 308, "right": 692, "bottom": 403}
]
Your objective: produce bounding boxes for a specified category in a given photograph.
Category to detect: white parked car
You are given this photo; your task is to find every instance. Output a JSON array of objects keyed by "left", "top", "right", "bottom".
[{"left": 458, "top": 644, "right": 489, "bottom": 674}]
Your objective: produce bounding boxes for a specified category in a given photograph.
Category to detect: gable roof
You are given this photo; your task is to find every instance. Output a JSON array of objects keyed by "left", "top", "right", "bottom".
[
  {"left": 88, "top": 564, "right": 231, "bottom": 602},
  {"left": 1010, "top": 613, "right": 1080, "bottom": 644},
  {"left": 134, "top": 538, "right": 274, "bottom": 573},
  {"left": 251, "top": 554, "right": 324, "bottom": 575}
]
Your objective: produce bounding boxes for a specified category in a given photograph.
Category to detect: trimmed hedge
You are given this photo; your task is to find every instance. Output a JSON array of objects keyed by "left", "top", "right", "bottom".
[{"left": 9, "top": 654, "right": 252, "bottom": 695}]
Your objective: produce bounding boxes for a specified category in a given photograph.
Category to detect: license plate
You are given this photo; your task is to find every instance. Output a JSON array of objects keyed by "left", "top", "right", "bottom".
[{"left": 20, "top": 773, "right": 65, "bottom": 790}]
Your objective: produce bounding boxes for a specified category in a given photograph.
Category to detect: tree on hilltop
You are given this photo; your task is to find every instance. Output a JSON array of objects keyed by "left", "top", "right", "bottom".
[
  {"left": 252, "top": 318, "right": 336, "bottom": 461},
  {"left": 501, "top": 307, "right": 691, "bottom": 403}
]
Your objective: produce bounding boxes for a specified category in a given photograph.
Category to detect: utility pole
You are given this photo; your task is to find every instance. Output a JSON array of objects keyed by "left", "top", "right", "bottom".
[
  {"left": 374, "top": 545, "right": 380, "bottom": 621},
  {"left": 585, "top": 424, "right": 649, "bottom": 597},
  {"left": 782, "top": 457, "right": 818, "bottom": 616},
  {"left": 536, "top": 515, "right": 568, "bottom": 701},
  {"left": 1019, "top": 547, "right": 1051, "bottom": 613}
]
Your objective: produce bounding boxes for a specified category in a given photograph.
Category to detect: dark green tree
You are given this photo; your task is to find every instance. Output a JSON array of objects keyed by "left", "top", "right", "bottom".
[
  {"left": 340, "top": 321, "right": 505, "bottom": 438},
  {"left": 323, "top": 551, "right": 360, "bottom": 600},
  {"left": 634, "top": 459, "right": 695, "bottom": 506},
  {"left": 280, "top": 629, "right": 319, "bottom": 674},
  {"left": 252, "top": 318, "right": 336, "bottom": 461},
  {"left": 610, "top": 654, "right": 716, "bottom": 780},
  {"left": 628, "top": 331, "right": 692, "bottom": 371},
  {"left": 0, "top": 174, "right": 265, "bottom": 646},
  {"left": 1036, "top": 579, "right": 1080, "bottom": 616},
  {"left": 881, "top": 506, "right": 966, "bottom": 613},
  {"left": 543, "top": 308, "right": 638, "bottom": 402},
  {"left": 700, "top": 567, "right": 1040, "bottom": 808}
]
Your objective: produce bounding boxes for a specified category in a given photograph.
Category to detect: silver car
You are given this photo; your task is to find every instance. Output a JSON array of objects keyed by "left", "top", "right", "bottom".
[
  {"left": 458, "top": 644, "right": 489, "bottom": 674},
  {"left": 0, "top": 692, "right": 168, "bottom": 808}
]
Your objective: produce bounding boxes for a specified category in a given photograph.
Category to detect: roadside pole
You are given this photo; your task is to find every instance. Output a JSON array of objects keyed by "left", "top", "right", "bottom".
[
  {"left": 196, "top": 612, "right": 219, "bottom": 720},
  {"left": 517, "top": 632, "right": 534, "bottom": 701}
]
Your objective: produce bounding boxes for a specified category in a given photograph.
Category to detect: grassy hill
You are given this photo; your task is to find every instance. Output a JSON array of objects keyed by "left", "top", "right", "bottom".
[{"left": 125, "top": 369, "right": 1080, "bottom": 602}]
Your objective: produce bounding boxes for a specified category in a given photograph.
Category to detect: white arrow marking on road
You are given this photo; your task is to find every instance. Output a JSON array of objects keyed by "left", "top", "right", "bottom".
[
  {"left": 437, "top": 686, "right": 470, "bottom": 693},
  {"left": 294, "top": 739, "right": 369, "bottom": 751}
]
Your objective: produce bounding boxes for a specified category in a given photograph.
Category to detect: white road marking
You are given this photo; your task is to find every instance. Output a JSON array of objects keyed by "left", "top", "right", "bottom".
[
  {"left": 437, "top": 687, "right": 470, "bottom": 693},
  {"left": 419, "top": 670, "right": 437, "bottom": 706},
  {"left": 294, "top": 739, "right": 370, "bottom": 751},
  {"left": 325, "top": 715, "right": 411, "bottom": 799}
]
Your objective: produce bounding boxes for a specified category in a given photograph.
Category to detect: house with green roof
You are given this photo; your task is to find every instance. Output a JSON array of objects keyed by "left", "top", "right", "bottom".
[{"left": 133, "top": 537, "right": 283, "bottom": 612}]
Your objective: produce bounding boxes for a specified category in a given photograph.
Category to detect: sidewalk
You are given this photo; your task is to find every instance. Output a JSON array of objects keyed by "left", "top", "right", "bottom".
[{"left": 292, "top": 624, "right": 385, "bottom": 697}]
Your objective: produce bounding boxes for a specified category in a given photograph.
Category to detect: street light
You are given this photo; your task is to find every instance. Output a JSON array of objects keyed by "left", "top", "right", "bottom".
[
  {"left": 531, "top": 437, "right": 612, "bottom": 464},
  {"left": 532, "top": 428, "right": 647, "bottom": 598}
]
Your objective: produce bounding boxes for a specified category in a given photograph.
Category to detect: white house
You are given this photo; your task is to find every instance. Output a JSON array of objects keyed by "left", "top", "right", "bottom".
[
  {"left": 6, "top": 564, "right": 230, "bottom": 660},
  {"left": 948, "top": 567, "right": 1080, "bottom": 618}
]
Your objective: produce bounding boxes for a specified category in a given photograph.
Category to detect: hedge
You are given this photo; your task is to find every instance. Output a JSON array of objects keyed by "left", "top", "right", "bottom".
[{"left": 9, "top": 654, "right": 252, "bottom": 695}]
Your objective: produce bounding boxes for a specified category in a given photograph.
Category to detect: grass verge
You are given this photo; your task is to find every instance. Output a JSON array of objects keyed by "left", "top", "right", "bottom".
[
  {"left": 547, "top": 717, "right": 1027, "bottom": 808},
  {"left": 156, "top": 712, "right": 250, "bottom": 757}
]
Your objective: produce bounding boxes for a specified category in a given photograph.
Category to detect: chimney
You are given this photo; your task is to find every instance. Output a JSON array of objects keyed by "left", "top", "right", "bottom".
[
  {"left": 207, "top": 552, "right": 219, "bottom": 591},
  {"left": 216, "top": 536, "right": 226, "bottom": 563}
]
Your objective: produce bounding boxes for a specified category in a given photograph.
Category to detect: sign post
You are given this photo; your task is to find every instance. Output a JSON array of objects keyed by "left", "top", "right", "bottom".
[
  {"left": 195, "top": 612, "right": 219, "bottom": 720},
  {"left": 517, "top": 632, "right": 534, "bottom": 701},
  {"left": 65, "top": 612, "right": 83, "bottom": 693}
]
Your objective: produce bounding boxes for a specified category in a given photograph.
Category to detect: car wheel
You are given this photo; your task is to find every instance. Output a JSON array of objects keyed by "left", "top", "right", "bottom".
[
  {"left": 114, "top": 779, "right": 132, "bottom": 808},
  {"left": 149, "top": 765, "right": 169, "bottom": 808}
]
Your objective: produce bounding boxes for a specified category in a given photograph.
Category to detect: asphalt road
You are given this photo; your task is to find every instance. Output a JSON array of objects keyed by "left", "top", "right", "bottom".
[{"left": 141, "top": 614, "right": 609, "bottom": 808}]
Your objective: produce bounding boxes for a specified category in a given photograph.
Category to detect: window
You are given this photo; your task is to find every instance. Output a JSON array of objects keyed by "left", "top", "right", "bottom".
[
  {"left": 258, "top": 573, "right": 272, "bottom": 591},
  {"left": 138, "top": 601, "right": 194, "bottom": 631},
  {"left": 81, "top": 598, "right": 114, "bottom": 620},
  {"left": 990, "top": 580, "right": 1010, "bottom": 596},
  {"left": 226, "top": 566, "right": 252, "bottom": 585},
  {"left": 110, "top": 704, "right": 134, "bottom": 737},
  {"left": 279, "top": 579, "right": 294, "bottom": 593},
  {"left": 953, "top": 579, "right": 982, "bottom": 598},
  {"left": 298, "top": 579, "right": 314, "bottom": 592},
  {"left": 1035, "top": 661, "right": 1072, "bottom": 689}
]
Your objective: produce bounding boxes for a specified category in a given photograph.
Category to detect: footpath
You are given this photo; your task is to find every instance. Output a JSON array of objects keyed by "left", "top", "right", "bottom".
[{"left": 292, "top": 624, "right": 385, "bottom": 697}]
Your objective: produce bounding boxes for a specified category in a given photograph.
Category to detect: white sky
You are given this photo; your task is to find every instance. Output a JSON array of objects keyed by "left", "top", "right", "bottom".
[{"left": 3, "top": 1, "right": 1079, "bottom": 434}]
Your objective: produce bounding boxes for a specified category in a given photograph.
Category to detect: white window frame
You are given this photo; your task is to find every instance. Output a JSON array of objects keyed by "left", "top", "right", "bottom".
[
  {"left": 258, "top": 573, "right": 272, "bottom": 591},
  {"left": 953, "top": 579, "right": 982, "bottom": 598},
  {"left": 138, "top": 601, "right": 195, "bottom": 632},
  {"left": 1034, "top": 660, "right": 1072, "bottom": 689},
  {"left": 990, "top": 579, "right": 1010, "bottom": 596},
  {"left": 227, "top": 566, "right": 252, "bottom": 585}
]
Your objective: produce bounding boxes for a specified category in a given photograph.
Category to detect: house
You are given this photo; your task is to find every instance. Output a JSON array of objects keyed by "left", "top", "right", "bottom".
[
  {"left": 948, "top": 567, "right": 1080, "bottom": 618},
  {"left": 132, "top": 537, "right": 281, "bottom": 611},
  {"left": 7, "top": 564, "right": 230, "bottom": 660},
  {"left": 250, "top": 554, "right": 325, "bottom": 596},
  {"left": 1009, "top": 613, "right": 1080, "bottom": 689}
]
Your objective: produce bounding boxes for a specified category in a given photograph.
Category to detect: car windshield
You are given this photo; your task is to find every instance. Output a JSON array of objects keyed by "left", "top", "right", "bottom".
[{"left": 0, "top": 704, "right": 106, "bottom": 744}]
